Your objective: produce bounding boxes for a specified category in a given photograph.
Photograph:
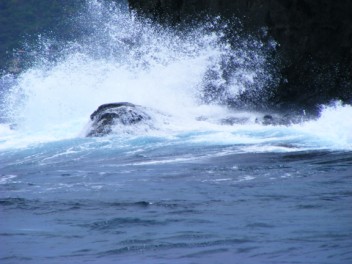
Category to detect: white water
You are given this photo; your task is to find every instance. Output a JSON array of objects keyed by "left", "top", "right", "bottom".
[{"left": 0, "top": 0, "right": 351, "bottom": 151}]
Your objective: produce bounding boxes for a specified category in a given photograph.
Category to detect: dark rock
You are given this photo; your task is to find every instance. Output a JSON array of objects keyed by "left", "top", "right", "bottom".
[
  {"left": 220, "top": 117, "right": 250, "bottom": 125},
  {"left": 86, "top": 102, "right": 151, "bottom": 137},
  {"left": 262, "top": 115, "right": 274, "bottom": 125},
  {"left": 89, "top": 102, "right": 136, "bottom": 121},
  {"left": 128, "top": 0, "right": 352, "bottom": 113},
  {"left": 255, "top": 112, "right": 312, "bottom": 126},
  {"left": 255, "top": 114, "right": 286, "bottom": 126}
]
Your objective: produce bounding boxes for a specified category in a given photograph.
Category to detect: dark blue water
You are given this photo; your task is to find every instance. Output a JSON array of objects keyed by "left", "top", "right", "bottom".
[
  {"left": 1, "top": 138, "right": 352, "bottom": 264},
  {"left": 1, "top": 1, "right": 352, "bottom": 263}
]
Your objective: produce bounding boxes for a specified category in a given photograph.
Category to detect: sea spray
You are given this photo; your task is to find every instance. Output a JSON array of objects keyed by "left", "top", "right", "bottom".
[
  {"left": 0, "top": 0, "right": 351, "bottom": 151},
  {"left": 1, "top": 0, "right": 277, "bottom": 131},
  {"left": 294, "top": 102, "right": 352, "bottom": 150},
  {"left": 1, "top": 3, "right": 351, "bottom": 263}
]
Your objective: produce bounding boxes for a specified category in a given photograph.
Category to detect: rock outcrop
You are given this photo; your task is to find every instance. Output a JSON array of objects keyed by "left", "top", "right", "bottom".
[
  {"left": 85, "top": 102, "right": 312, "bottom": 137},
  {"left": 85, "top": 102, "right": 152, "bottom": 137},
  {"left": 128, "top": 0, "right": 352, "bottom": 114}
]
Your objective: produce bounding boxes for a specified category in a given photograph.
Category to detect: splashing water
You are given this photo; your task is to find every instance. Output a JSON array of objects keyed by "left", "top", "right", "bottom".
[
  {"left": 1, "top": 4, "right": 352, "bottom": 262},
  {"left": 0, "top": 0, "right": 351, "bottom": 151},
  {"left": 294, "top": 102, "right": 352, "bottom": 149}
]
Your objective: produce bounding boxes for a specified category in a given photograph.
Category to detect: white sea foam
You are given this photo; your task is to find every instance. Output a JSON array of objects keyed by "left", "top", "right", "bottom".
[
  {"left": 0, "top": 174, "right": 18, "bottom": 184},
  {"left": 0, "top": 0, "right": 351, "bottom": 152},
  {"left": 292, "top": 102, "right": 352, "bottom": 150}
]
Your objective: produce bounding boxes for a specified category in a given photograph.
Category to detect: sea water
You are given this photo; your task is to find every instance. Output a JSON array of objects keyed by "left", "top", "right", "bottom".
[{"left": 1, "top": 1, "right": 352, "bottom": 263}]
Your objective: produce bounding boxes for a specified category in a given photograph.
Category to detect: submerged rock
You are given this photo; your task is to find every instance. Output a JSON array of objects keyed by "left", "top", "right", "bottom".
[
  {"left": 255, "top": 112, "right": 312, "bottom": 126},
  {"left": 219, "top": 117, "right": 250, "bottom": 125},
  {"left": 85, "top": 102, "right": 152, "bottom": 137},
  {"left": 84, "top": 102, "right": 312, "bottom": 137}
]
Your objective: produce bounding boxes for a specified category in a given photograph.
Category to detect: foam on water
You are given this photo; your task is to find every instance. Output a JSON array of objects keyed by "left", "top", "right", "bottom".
[
  {"left": 293, "top": 102, "right": 352, "bottom": 150},
  {"left": 0, "top": 0, "right": 351, "bottom": 152}
]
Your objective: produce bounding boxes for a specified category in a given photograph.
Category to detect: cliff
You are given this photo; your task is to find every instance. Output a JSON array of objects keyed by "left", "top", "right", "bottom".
[{"left": 128, "top": 0, "right": 352, "bottom": 113}]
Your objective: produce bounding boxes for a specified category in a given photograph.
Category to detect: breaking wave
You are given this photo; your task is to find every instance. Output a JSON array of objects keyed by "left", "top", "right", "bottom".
[{"left": 0, "top": 0, "right": 351, "bottom": 151}]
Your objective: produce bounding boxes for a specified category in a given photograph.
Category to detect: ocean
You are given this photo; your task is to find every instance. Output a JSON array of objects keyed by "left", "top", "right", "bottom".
[{"left": 1, "top": 1, "right": 352, "bottom": 263}]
